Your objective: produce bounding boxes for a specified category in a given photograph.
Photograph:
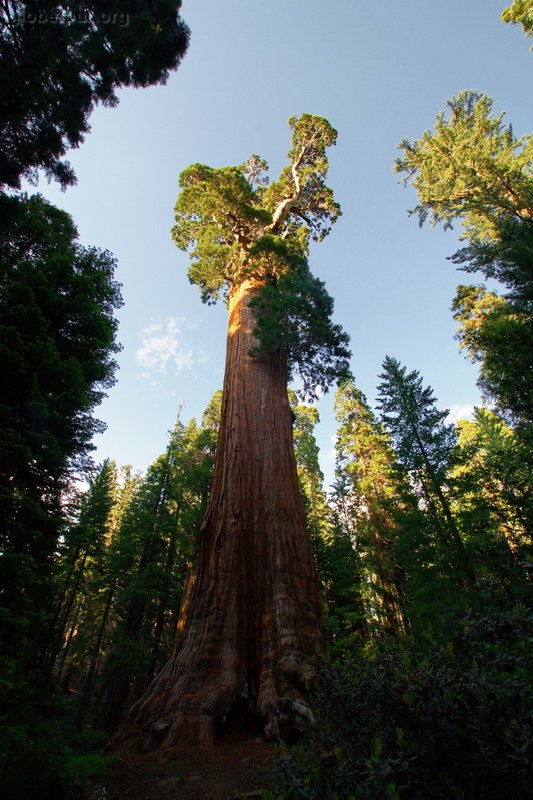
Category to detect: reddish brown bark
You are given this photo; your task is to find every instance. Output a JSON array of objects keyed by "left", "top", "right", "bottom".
[{"left": 111, "top": 279, "right": 325, "bottom": 751}]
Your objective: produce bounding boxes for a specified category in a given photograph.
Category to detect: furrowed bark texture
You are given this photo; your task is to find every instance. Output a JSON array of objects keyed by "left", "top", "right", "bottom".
[{"left": 111, "top": 279, "right": 325, "bottom": 750}]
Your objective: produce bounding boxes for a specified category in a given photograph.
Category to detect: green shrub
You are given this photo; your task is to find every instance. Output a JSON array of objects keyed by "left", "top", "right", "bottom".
[
  {"left": 269, "top": 606, "right": 532, "bottom": 799},
  {"left": 0, "top": 676, "right": 114, "bottom": 800},
  {"left": 64, "top": 752, "right": 114, "bottom": 784},
  {"left": 0, "top": 720, "right": 71, "bottom": 800}
]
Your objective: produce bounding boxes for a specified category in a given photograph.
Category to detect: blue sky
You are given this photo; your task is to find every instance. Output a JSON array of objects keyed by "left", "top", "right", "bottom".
[{"left": 30, "top": 0, "right": 531, "bottom": 488}]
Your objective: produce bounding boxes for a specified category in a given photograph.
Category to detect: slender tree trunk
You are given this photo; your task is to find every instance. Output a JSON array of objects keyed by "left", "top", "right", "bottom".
[
  {"left": 98, "top": 482, "right": 175, "bottom": 732},
  {"left": 58, "top": 598, "right": 82, "bottom": 690},
  {"left": 411, "top": 427, "right": 476, "bottom": 586},
  {"left": 367, "top": 511, "right": 408, "bottom": 635},
  {"left": 37, "top": 541, "right": 82, "bottom": 675},
  {"left": 144, "top": 519, "right": 179, "bottom": 688},
  {"left": 74, "top": 582, "right": 115, "bottom": 731},
  {"left": 39, "top": 546, "right": 89, "bottom": 679},
  {"left": 111, "top": 279, "right": 325, "bottom": 750}
]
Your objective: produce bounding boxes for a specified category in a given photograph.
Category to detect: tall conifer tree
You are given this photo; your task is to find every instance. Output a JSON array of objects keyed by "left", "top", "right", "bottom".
[
  {"left": 0, "top": 194, "right": 122, "bottom": 668},
  {"left": 377, "top": 357, "right": 475, "bottom": 586},
  {"left": 113, "top": 115, "right": 350, "bottom": 749},
  {"left": 333, "top": 381, "right": 413, "bottom": 635},
  {"left": 395, "top": 91, "right": 533, "bottom": 429},
  {"left": 0, "top": 1, "right": 190, "bottom": 188}
]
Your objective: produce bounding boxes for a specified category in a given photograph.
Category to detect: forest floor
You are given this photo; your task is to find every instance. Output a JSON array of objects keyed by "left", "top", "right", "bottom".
[{"left": 87, "top": 730, "right": 276, "bottom": 800}]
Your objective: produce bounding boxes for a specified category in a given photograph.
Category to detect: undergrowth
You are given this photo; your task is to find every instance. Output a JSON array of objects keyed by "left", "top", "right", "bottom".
[
  {"left": 0, "top": 673, "right": 115, "bottom": 800},
  {"left": 267, "top": 605, "right": 532, "bottom": 800}
]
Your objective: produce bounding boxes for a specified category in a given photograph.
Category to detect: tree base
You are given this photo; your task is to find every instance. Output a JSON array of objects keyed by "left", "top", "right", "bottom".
[{"left": 108, "top": 652, "right": 319, "bottom": 752}]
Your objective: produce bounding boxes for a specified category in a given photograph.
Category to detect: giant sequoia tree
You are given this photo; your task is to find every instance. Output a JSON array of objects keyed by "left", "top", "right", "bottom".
[{"left": 112, "top": 114, "right": 350, "bottom": 749}]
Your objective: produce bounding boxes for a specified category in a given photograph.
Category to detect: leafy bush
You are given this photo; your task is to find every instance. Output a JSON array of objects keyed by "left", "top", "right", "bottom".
[
  {"left": 0, "top": 678, "right": 114, "bottom": 800},
  {"left": 0, "top": 720, "right": 71, "bottom": 800},
  {"left": 0, "top": 719, "right": 115, "bottom": 800},
  {"left": 269, "top": 606, "right": 532, "bottom": 799}
]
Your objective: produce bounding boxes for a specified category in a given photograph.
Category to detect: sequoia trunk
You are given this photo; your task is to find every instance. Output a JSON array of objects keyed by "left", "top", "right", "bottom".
[{"left": 111, "top": 279, "right": 325, "bottom": 750}]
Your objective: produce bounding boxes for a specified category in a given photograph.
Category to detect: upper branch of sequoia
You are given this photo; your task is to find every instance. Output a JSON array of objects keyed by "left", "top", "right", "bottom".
[{"left": 267, "top": 115, "right": 341, "bottom": 242}]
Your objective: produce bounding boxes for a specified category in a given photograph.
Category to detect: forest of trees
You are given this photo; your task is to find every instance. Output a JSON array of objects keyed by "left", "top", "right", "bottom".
[{"left": 0, "top": 3, "right": 531, "bottom": 800}]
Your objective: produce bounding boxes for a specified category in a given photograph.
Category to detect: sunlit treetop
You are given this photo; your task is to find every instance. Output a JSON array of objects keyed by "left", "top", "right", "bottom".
[
  {"left": 452, "top": 284, "right": 533, "bottom": 423},
  {"left": 502, "top": 1, "right": 533, "bottom": 45},
  {"left": 334, "top": 379, "right": 405, "bottom": 499},
  {"left": 394, "top": 91, "right": 533, "bottom": 241},
  {"left": 171, "top": 114, "right": 351, "bottom": 401},
  {"left": 172, "top": 114, "right": 341, "bottom": 304}
]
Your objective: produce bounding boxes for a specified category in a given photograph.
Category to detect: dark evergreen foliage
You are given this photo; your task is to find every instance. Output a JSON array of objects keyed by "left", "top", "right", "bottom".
[
  {"left": 451, "top": 218, "right": 533, "bottom": 310},
  {"left": 250, "top": 256, "right": 351, "bottom": 400},
  {"left": 377, "top": 356, "right": 457, "bottom": 480},
  {"left": 269, "top": 605, "right": 532, "bottom": 800},
  {"left": 377, "top": 356, "right": 476, "bottom": 586},
  {"left": 0, "top": 192, "right": 122, "bottom": 663},
  {"left": 0, "top": 1, "right": 190, "bottom": 188}
]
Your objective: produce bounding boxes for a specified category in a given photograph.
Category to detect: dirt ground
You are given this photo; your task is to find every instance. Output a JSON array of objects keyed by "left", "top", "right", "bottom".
[{"left": 87, "top": 731, "right": 277, "bottom": 800}]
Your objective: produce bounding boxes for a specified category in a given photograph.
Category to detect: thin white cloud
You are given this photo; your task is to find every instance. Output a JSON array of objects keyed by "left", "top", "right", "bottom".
[
  {"left": 324, "top": 433, "right": 338, "bottom": 465},
  {"left": 446, "top": 404, "right": 476, "bottom": 424},
  {"left": 136, "top": 317, "right": 209, "bottom": 376}
]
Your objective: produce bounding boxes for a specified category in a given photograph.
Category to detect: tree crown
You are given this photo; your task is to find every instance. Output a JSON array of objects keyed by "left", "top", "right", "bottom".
[
  {"left": 376, "top": 356, "right": 456, "bottom": 479},
  {"left": 0, "top": 192, "right": 123, "bottom": 479},
  {"left": 172, "top": 114, "right": 341, "bottom": 302},
  {"left": 395, "top": 91, "right": 533, "bottom": 239},
  {"left": 172, "top": 114, "right": 350, "bottom": 400},
  {"left": 502, "top": 1, "right": 533, "bottom": 45},
  {"left": 0, "top": 1, "right": 190, "bottom": 188}
]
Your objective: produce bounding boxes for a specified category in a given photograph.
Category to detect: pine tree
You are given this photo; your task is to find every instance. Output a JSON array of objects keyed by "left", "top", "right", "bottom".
[
  {"left": 450, "top": 408, "right": 532, "bottom": 581},
  {"left": 333, "top": 381, "right": 414, "bottom": 636},
  {"left": 377, "top": 357, "right": 475, "bottom": 587},
  {"left": 289, "top": 391, "right": 330, "bottom": 583},
  {"left": 452, "top": 284, "right": 533, "bottom": 425},
  {"left": 112, "top": 115, "right": 350, "bottom": 749},
  {"left": 42, "top": 460, "right": 117, "bottom": 700},
  {"left": 395, "top": 91, "right": 533, "bottom": 429},
  {"left": 0, "top": 194, "right": 122, "bottom": 667},
  {"left": 97, "top": 406, "right": 218, "bottom": 732}
]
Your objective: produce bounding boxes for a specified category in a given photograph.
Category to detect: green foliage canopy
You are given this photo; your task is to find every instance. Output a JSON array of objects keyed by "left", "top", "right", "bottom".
[
  {"left": 333, "top": 381, "right": 416, "bottom": 636},
  {"left": 377, "top": 356, "right": 457, "bottom": 481},
  {"left": 502, "top": 0, "right": 533, "bottom": 44},
  {"left": 270, "top": 605, "right": 532, "bottom": 800},
  {"left": 396, "top": 91, "right": 533, "bottom": 428},
  {"left": 377, "top": 357, "right": 476, "bottom": 586},
  {"left": 0, "top": 193, "right": 123, "bottom": 482},
  {"left": 453, "top": 285, "right": 533, "bottom": 423},
  {"left": 451, "top": 408, "right": 533, "bottom": 559},
  {"left": 395, "top": 91, "right": 533, "bottom": 238},
  {"left": 172, "top": 114, "right": 350, "bottom": 400},
  {"left": 0, "top": 193, "right": 122, "bottom": 657}
]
